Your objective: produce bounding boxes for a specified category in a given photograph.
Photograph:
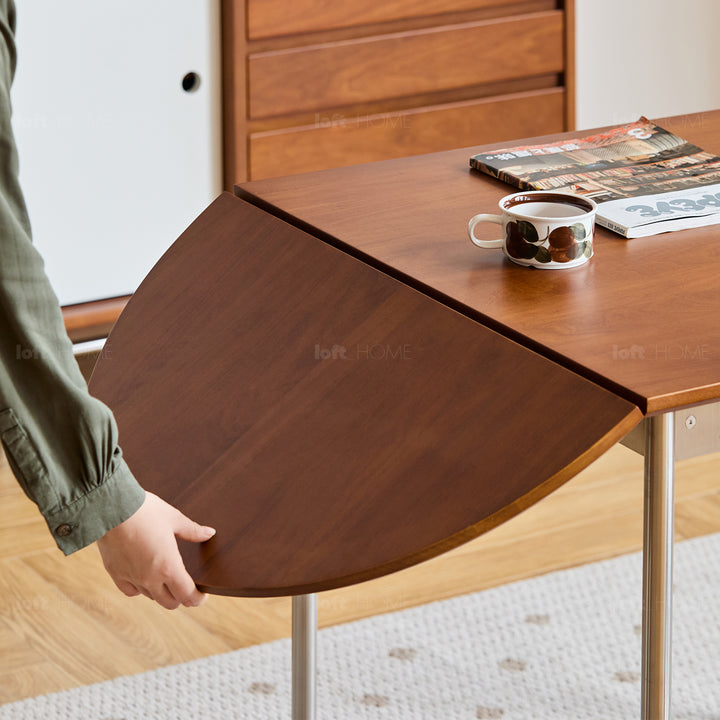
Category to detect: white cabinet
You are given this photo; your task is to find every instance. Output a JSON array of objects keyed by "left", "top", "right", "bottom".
[{"left": 11, "top": 0, "right": 222, "bottom": 306}]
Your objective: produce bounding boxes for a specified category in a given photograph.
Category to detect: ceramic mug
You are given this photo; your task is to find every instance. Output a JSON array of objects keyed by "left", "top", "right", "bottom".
[{"left": 468, "top": 191, "right": 598, "bottom": 269}]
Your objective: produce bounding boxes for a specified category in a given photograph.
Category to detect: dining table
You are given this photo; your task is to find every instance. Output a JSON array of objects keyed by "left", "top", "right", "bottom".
[{"left": 90, "top": 109, "right": 720, "bottom": 719}]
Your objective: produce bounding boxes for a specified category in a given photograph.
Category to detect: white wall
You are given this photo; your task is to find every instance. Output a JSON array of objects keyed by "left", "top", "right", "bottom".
[
  {"left": 11, "top": 1, "right": 222, "bottom": 306},
  {"left": 575, "top": 0, "right": 720, "bottom": 130}
]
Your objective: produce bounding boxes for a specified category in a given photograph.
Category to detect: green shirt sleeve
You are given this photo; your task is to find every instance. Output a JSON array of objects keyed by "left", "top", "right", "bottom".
[{"left": 0, "top": 0, "right": 145, "bottom": 554}]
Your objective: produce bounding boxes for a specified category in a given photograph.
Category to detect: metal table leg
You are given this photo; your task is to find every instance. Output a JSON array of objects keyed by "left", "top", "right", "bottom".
[
  {"left": 292, "top": 593, "right": 317, "bottom": 720},
  {"left": 641, "top": 413, "right": 675, "bottom": 720}
]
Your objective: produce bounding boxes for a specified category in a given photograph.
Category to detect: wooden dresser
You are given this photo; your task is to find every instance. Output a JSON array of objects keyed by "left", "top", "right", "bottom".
[
  {"left": 222, "top": 0, "right": 575, "bottom": 185},
  {"left": 65, "top": 0, "right": 575, "bottom": 341}
]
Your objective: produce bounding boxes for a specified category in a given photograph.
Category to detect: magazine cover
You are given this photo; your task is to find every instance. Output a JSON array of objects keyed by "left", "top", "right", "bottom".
[{"left": 469, "top": 117, "right": 720, "bottom": 238}]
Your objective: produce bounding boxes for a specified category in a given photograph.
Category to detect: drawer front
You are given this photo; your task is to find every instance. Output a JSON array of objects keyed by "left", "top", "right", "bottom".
[
  {"left": 248, "top": 12, "right": 564, "bottom": 119},
  {"left": 249, "top": 88, "right": 565, "bottom": 179},
  {"left": 247, "top": 0, "right": 544, "bottom": 39}
]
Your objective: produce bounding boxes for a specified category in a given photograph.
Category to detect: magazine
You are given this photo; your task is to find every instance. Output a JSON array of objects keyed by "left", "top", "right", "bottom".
[{"left": 469, "top": 117, "right": 720, "bottom": 238}]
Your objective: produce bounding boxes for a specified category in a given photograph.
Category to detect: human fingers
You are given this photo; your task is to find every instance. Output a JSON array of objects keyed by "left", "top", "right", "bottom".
[
  {"left": 114, "top": 579, "right": 141, "bottom": 597},
  {"left": 187, "top": 592, "right": 209, "bottom": 608},
  {"left": 145, "top": 582, "right": 181, "bottom": 610},
  {"left": 163, "top": 560, "right": 208, "bottom": 608},
  {"left": 170, "top": 504, "right": 216, "bottom": 544}
]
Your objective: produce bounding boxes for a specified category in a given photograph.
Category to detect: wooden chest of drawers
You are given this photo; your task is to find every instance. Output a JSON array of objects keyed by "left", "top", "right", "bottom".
[
  {"left": 223, "top": 0, "right": 575, "bottom": 184},
  {"left": 62, "top": 0, "right": 574, "bottom": 343}
]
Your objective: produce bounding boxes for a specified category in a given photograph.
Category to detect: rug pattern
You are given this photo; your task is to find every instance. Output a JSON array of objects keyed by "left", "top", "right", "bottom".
[{"left": 2, "top": 533, "right": 719, "bottom": 719}]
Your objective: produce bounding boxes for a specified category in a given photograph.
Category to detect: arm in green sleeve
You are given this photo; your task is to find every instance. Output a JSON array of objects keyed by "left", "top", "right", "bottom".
[{"left": 0, "top": 0, "right": 145, "bottom": 554}]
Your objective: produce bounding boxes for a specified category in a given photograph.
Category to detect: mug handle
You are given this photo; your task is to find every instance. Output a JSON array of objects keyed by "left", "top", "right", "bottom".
[{"left": 468, "top": 214, "right": 503, "bottom": 248}]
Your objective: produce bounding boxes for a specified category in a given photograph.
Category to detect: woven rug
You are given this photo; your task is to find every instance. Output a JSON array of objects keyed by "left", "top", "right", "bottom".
[{"left": 2, "top": 533, "right": 719, "bottom": 720}]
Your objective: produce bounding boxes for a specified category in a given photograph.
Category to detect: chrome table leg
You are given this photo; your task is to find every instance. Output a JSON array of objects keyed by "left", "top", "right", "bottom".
[
  {"left": 292, "top": 593, "right": 317, "bottom": 720},
  {"left": 641, "top": 413, "right": 675, "bottom": 720}
]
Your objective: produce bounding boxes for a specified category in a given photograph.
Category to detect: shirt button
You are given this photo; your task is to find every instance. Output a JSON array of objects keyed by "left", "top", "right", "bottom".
[{"left": 55, "top": 523, "right": 73, "bottom": 537}]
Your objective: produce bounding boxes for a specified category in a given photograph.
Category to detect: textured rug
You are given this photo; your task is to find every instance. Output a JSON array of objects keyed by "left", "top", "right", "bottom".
[{"left": 2, "top": 533, "right": 720, "bottom": 720}]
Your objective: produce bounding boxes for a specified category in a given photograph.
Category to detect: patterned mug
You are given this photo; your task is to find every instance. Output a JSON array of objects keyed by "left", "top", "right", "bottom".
[{"left": 468, "top": 191, "right": 598, "bottom": 269}]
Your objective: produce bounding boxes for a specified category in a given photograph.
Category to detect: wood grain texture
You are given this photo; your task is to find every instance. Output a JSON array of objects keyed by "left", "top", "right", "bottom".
[
  {"left": 237, "top": 110, "right": 720, "bottom": 414},
  {"left": 246, "top": 75, "right": 562, "bottom": 136},
  {"left": 221, "top": 0, "right": 248, "bottom": 186},
  {"left": 0, "top": 661, "right": 78, "bottom": 704},
  {"left": 89, "top": 193, "right": 639, "bottom": 597},
  {"left": 563, "top": 0, "right": 575, "bottom": 129},
  {"left": 249, "top": 88, "right": 565, "bottom": 179},
  {"left": 247, "top": 12, "right": 564, "bottom": 118},
  {"left": 0, "top": 558, "right": 148, "bottom": 684},
  {"left": 62, "top": 296, "right": 129, "bottom": 343},
  {"left": 2, "top": 442, "right": 719, "bottom": 702},
  {"left": 247, "top": 0, "right": 552, "bottom": 39}
]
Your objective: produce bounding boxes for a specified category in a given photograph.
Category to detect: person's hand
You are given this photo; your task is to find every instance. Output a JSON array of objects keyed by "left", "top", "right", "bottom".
[{"left": 96, "top": 491, "right": 216, "bottom": 610}]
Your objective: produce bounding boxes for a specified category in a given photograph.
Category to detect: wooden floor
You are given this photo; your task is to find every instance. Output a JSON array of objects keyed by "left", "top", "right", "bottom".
[{"left": 1, "top": 442, "right": 719, "bottom": 704}]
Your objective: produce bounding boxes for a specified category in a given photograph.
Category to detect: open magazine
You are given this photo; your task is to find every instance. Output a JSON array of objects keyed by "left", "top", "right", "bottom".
[{"left": 469, "top": 117, "right": 720, "bottom": 238}]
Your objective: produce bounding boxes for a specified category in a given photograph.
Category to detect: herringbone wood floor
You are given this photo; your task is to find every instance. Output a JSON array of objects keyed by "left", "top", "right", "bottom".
[{"left": 1, "top": 443, "right": 719, "bottom": 703}]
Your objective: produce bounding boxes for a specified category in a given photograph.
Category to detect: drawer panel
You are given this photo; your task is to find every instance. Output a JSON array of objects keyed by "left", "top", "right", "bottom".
[
  {"left": 247, "top": 0, "right": 546, "bottom": 39},
  {"left": 248, "top": 12, "right": 564, "bottom": 119},
  {"left": 249, "top": 88, "right": 565, "bottom": 179}
]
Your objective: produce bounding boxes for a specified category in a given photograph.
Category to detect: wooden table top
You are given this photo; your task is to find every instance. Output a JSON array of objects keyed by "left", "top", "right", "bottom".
[
  {"left": 89, "top": 194, "right": 639, "bottom": 597},
  {"left": 237, "top": 111, "right": 720, "bottom": 415}
]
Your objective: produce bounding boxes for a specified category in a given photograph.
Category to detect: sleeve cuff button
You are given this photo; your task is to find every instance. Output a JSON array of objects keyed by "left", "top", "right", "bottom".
[{"left": 55, "top": 524, "right": 73, "bottom": 537}]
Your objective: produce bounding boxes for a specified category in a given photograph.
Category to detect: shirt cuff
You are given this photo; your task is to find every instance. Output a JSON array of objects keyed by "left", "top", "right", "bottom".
[{"left": 42, "top": 458, "right": 146, "bottom": 555}]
